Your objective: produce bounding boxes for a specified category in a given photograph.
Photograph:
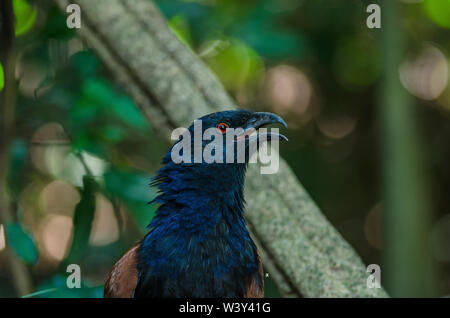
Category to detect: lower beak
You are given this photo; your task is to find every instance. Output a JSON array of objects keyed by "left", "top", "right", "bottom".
[{"left": 253, "top": 131, "right": 288, "bottom": 142}]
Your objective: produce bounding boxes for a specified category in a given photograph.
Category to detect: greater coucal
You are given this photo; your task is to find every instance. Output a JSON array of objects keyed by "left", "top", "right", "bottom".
[{"left": 104, "top": 110, "right": 287, "bottom": 298}]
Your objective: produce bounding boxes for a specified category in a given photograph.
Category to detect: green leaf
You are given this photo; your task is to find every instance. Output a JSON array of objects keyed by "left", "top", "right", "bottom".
[
  {"left": 205, "top": 39, "right": 264, "bottom": 91},
  {"left": 13, "top": 0, "right": 37, "bottom": 37},
  {"left": 230, "top": 6, "right": 306, "bottom": 61},
  {"left": 168, "top": 15, "right": 193, "bottom": 50},
  {"left": 64, "top": 176, "right": 97, "bottom": 264},
  {"left": 22, "top": 288, "right": 58, "bottom": 298},
  {"left": 101, "top": 125, "right": 125, "bottom": 142},
  {"left": 104, "top": 168, "right": 156, "bottom": 230},
  {"left": 6, "top": 223, "right": 38, "bottom": 264},
  {"left": 424, "top": 0, "right": 450, "bottom": 29},
  {"left": 43, "top": 6, "right": 76, "bottom": 39},
  {"left": 70, "top": 51, "right": 100, "bottom": 79},
  {"left": 80, "top": 79, "right": 148, "bottom": 130},
  {"left": 104, "top": 169, "right": 153, "bottom": 203},
  {"left": 8, "top": 139, "right": 29, "bottom": 199}
]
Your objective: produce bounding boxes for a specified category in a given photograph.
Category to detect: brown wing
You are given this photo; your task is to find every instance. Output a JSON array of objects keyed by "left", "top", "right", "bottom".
[
  {"left": 244, "top": 250, "right": 264, "bottom": 298},
  {"left": 105, "top": 242, "right": 263, "bottom": 298},
  {"left": 104, "top": 242, "right": 140, "bottom": 298}
]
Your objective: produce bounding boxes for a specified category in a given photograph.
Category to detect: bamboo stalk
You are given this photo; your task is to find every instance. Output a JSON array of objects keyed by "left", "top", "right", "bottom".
[{"left": 378, "top": 0, "right": 438, "bottom": 297}]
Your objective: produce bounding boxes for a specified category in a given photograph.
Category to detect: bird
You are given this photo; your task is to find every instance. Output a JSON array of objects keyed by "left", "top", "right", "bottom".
[{"left": 104, "top": 109, "right": 287, "bottom": 298}]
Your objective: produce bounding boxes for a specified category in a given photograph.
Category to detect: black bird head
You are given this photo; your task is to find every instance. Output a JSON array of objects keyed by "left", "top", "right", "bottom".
[
  {"left": 154, "top": 109, "right": 288, "bottom": 195},
  {"left": 193, "top": 109, "right": 288, "bottom": 144},
  {"left": 169, "top": 109, "right": 287, "bottom": 168}
]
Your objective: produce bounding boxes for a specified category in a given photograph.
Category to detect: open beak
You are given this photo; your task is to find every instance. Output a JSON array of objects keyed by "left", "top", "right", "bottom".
[{"left": 236, "top": 112, "right": 288, "bottom": 142}]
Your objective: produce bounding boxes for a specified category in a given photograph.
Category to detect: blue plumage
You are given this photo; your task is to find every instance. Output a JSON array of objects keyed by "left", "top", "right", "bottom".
[{"left": 133, "top": 110, "right": 286, "bottom": 297}]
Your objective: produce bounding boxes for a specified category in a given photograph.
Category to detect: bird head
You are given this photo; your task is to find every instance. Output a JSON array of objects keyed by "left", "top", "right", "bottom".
[
  {"left": 194, "top": 109, "right": 288, "bottom": 143},
  {"left": 170, "top": 109, "right": 287, "bottom": 166},
  {"left": 153, "top": 109, "right": 287, "bottom": 203}
]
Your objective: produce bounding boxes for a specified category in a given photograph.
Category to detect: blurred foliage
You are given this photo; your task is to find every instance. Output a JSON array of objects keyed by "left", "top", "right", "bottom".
[
  {"left": 6, "top": 223, "right": 38, "bottom": 265},
  {"left": 205, "top": 38, "right": 264, "bottom": 91},
  {"left": 424, "top": 0, "right": 450, "bottom": 29},
  {"left": 64, "top": 176, "right": 97, "bottom": 266},
  {"left": 13, "top": 0, "right": 37, "bottom": 36},
  {"left": 0, "top": 0, "right": 450, "bottom": 298},
  {"left": 0, "top": 0, "right": 162, "bottom": 297},
  {"left": 31, "top": 275, "right": 103, "bottom": 298}
]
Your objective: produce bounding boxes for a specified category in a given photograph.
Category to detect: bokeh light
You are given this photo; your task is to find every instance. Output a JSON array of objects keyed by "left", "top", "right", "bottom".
[
  {"left": 39, "top": 215, "right": 73, "bottom": 262},
  {"left": 89, "top": 195, "right": 120, "bottom": 246},
  {"left": 30, "top": 122, "right": 108, "bottom": 186},
  {"left": 31, "top": 122, "right": 70, "bottom": 175},
  {"left": 316, "top": 114, "right": 357, "bottom": 140},
  {"left": 399, "top": 46, "right": 449, "bottom": 100},
  {"left": 262, "top": 64, "right": 313, "bottom": 125},
  {"left": 40, "top": 180, "right": 80, "bottom": 216},
  {"left": 364, "top": 202, "right": 383, "bottom": 250},
  {"left": 0, "top": 225, "right": 5, "bottom": 251}
]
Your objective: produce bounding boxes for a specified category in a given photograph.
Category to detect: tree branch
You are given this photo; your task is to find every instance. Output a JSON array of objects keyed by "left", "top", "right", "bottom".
[{"left": 54, "top": 0, "right": 388, "bottom": 297}]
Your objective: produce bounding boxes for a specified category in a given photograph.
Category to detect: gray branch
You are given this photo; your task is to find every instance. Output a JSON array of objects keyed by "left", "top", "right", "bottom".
[{"left": 55, "top": 0, "right": 388, "bottom": 297}]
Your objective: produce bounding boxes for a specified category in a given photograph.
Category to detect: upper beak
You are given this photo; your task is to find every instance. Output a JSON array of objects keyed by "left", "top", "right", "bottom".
[
  {"left": 252, "top": 112, "right": 288, "bottom": 130},
  {"left": 243, "top": 112, "right": 288, "bottom": 142}
]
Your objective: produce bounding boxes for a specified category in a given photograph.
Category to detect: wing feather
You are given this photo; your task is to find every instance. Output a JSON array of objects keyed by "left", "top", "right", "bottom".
[
  {"left": 244, "top": 250, "right": 264, "bottom": 298},
  {"left": 104, "top": 242, "right": 140, "bottom": 298}
]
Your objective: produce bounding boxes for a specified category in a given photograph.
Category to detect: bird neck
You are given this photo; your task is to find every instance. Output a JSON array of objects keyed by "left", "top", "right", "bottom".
[
  {"left": 149, "top": 161, "right": 248, "bottom": 230},
  {"left": 137, "top": 161, "right": 259, "bottom": 297}
]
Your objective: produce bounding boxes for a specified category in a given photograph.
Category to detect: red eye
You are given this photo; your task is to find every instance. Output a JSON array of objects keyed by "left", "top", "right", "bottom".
[{"left": 217, "top": 122, "right": 229, "bottom": 134}]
